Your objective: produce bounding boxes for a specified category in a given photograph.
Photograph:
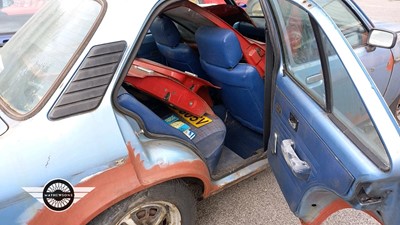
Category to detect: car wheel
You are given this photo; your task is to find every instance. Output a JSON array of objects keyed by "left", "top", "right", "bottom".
[
  {"left": 391, "top": 96, "right": 400, "bottom": 124},
  {"left": 89, "top": 180, "right": 197, "bottom": 225}
]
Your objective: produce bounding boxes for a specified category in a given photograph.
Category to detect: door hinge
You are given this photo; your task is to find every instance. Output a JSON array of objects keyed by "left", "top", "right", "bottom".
[{"left": 357, "top": 188, "right": 383, "bottom": 206}]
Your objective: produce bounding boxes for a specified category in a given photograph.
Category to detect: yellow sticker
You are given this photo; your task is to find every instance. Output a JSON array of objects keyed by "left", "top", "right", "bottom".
[{"left": 172, "top": 109, "right": 212, "bottom": 128}]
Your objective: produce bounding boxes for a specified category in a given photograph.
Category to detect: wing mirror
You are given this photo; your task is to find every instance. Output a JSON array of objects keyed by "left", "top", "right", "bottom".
[{"left": 367, "top": 29, "right": 397, "bottom": 49}]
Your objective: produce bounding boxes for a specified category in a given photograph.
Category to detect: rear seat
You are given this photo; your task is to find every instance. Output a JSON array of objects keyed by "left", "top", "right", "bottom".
[{"left": 118, "top": 88, "right": 226, "bottom": 172}]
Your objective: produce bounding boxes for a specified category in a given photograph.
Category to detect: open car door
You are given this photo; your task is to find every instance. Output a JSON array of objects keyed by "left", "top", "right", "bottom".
[{"left": 264, "top": 0, "right": 400, "bottom": 224}]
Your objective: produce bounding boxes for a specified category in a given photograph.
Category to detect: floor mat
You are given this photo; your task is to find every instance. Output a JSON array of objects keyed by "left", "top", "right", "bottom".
[{"left": 224, "top": 113, "right": 264, "bottom": 159}]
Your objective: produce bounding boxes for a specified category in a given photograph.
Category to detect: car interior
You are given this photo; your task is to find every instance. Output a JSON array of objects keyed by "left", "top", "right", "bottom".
[
  {"left": 116, "top": 1, "right": 269, "bottom": 178},
  {"left": 114, "top": 0, "right": 389, "bottom": 178}
]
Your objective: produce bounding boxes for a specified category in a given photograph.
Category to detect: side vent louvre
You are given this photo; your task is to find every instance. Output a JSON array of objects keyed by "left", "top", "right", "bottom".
[{"left": 49, "top": 41, "right": 127, "bottom": 119}]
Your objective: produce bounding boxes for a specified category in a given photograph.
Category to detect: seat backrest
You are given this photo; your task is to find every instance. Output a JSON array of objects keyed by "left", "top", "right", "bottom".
[
  {"left": 195, "top": 26, "right": 264, "bottom": 133},
  {"left": 149, "top": 15, "right": 206, "bottom": 78}
]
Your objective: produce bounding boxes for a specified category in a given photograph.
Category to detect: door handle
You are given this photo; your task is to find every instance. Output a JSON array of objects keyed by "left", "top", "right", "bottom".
[{"left": 281, "top": 139, "right": 311, "bottom": 180}]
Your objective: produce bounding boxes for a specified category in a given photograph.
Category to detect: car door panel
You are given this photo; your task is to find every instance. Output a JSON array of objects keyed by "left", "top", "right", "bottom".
[
  {"left": 265, "top": 0, "right": 400, "bottom": 223},
  {"left": 269, "top": 77, "right": 355, "bottom": 213}
]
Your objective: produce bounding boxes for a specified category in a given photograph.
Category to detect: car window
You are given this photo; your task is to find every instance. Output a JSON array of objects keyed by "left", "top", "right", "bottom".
[
  {"left": 0, "top": 0, "right": 101, "bottom": 115},
  {"left": 0, "top": 0, "right": 48, "bottom": 35},
  {"left": 189, "top": 0, "right": 226, "bottom": 5},
  {"left": 313, "top": 0, "right": 368, "bottom": 48},
  {"left": 164, "top": 6, "right": 216, "bottom": 42},
  {"left": 247, "top": 0, "right": 367, "bottom": 47},
  {"left": 190, "top": 0, "right": 250, "bottom": 8},
  {"left": 273, "top": 0, "right": 389, "bottom": 168},
  {"left": 276, "top": 1, "right": 326, "bottom": 107}
]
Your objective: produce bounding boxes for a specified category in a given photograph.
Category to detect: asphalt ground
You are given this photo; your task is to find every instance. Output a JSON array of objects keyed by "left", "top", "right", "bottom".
[{"left": 196, "top": 0, "right": 400, "bottom": 224}]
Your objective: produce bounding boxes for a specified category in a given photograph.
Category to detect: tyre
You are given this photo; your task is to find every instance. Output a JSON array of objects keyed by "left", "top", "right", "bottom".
[
  {"left": 390, "top": 95, "right": 400, "bottom": 125},
  {"left": 89, "top": 180, "right": 197, "bottom": 225}
]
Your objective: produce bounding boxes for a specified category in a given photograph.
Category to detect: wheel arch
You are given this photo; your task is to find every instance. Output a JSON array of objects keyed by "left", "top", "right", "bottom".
[
  {"left": 297, "top": 188, "right": 382, "bottom": 225},
  {"left": 28, "top": 142, "right": 213, "bottom": 225}
]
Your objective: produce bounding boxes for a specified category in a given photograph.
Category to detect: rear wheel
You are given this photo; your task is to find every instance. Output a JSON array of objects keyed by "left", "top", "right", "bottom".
[{"left": 89, "top": 180, "right": 197, "bottom": 225}]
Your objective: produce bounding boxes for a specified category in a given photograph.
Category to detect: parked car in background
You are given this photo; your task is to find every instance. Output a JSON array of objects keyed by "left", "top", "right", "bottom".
[
  {"left": 0, "top": 0, "right": 46, "bottom": 47},
  {"left": 0, "top": 0, "right": 398, "bottom": 224}
]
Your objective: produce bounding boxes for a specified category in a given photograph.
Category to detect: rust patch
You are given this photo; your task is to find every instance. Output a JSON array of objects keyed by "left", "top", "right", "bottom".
[
  {"left": 300, "top": 199, "right": 382, "bottom": 225},
  {"left": 300, "top": 199, "right": 350, "bottom": 225},
  {"left": 29, "top": 158, "right": 142, "bottom": 225},
  {"left": 126, "top": 142, "right": 214, "bottom": 196},
  {"left": 28, "top": 142, "right": 216, "bottom": 225},
  {"left": 387, "top": 53, "right": 395, "bottom": 72}
]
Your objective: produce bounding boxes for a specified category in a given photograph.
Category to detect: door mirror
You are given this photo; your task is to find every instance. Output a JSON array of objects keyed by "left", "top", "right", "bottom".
[{"left": 367, "top": 29, "right": 397, "bottom": 48}]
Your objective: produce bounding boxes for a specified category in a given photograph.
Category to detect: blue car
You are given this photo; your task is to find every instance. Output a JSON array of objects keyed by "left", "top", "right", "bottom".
[{"left": 0, "top": 0, "right": 398, "bottom": 224}]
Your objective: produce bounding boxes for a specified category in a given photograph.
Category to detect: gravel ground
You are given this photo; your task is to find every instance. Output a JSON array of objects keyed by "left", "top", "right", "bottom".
[{"left": 196, "top": 0, "right": 400, "bottom": 224}]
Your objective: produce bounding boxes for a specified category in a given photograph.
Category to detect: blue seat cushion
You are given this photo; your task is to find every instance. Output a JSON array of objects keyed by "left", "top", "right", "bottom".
[
  {"left": 200, "top": 61, "right": 264, "bottom": 132},
  {"left": 118, "top": 89, "right": 226, "bottom": 171},
  {"left": 156, "top": 43, "right": 206, "bottom": 78},
  {"left": 150, "top": 15, "right": 181, "bottom": 48},
  {"left": 195, "top": 26, "right": 243, "bottom": 69},
  {"left": 150, "top": 15, "right": 206, "bottom": 78},
  {"left": 195, "top": 26, "right": 264, "bottom": 133}
]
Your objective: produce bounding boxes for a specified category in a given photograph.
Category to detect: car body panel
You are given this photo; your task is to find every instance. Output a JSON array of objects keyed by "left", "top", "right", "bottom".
[
  {"left": 265, "top": 0, "right": 400, "bottom": 224},
  {"left": 28, "top": 140, "right": 212, "bottom": 225},
  {"left": 0, "top": 0, "right": 269, "bottom": 223},
  {"left": 355, "top": 47, "right": 393, "bottom": 97},
  {"left": 359, "top": 20, "right": 400, "bottom": 107}
]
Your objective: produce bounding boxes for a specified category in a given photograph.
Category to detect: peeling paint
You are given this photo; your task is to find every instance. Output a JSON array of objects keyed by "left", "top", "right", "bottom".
[
  {"left": 28, "top": 155, "right": 142, "bottom": 225},
  {"left": 387, "top": 53, "right": 395, "bottom": 72},
  {"left": 126, "top": 142, "right": 212, "bottom": 193}
]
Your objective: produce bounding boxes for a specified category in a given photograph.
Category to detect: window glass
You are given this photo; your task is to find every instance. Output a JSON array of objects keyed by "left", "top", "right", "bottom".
[
  {"left": 0, "top": 0, "right": 48, "bottom": 35},
  {"left": 273, "top": 0, "right": 389, "bottom": 168},
  {"left": 246, "top": 0, "right": 263, "bottom": 17},
  {"left": 322, "top": 31, "right": 389, "bottom": 167},
  {"left": 244, "top": 0, "right": 368, "bottom": 47},
  {"left": 189, "top": 0, "right": 226, "bottom": 5},
  {"left": 0, "top": 0, "right": 101, "bottom": 114},
  {"left": 313, "top": 0, "right": 368, "bottom": 48},
  {"left": 164, "top": 6, "right": 216, "bottom": 42},
  {"left": 275, "top": 0, "right": 326, "bottom": 107}
]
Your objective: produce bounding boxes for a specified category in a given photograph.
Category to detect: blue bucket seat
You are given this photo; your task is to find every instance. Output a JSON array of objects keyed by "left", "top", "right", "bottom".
[
  {"left": 195, "top": 26, "right": 264, "bottom": 133},
  {"left": 150, "top": 15, "right": 206, "bottom": 78}
]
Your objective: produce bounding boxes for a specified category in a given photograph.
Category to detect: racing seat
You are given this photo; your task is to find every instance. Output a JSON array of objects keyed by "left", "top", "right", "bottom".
[
  {"left": 195, "top": 26, "right": 264, "bottom": 133},
  {"left": 118, "top": 88, "right": 226, "bottom": 172},
  {"left": 150, "top": 15, "right": 206, "bottom": 79}
]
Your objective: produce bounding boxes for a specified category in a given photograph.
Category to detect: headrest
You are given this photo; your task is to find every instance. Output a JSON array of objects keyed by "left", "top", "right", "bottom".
[
  {"left": 150, "top": 15, "right": 181, "bottom": 47},
  {"left": 195, "top": 26, "right": 242, "bottom": 69}
]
